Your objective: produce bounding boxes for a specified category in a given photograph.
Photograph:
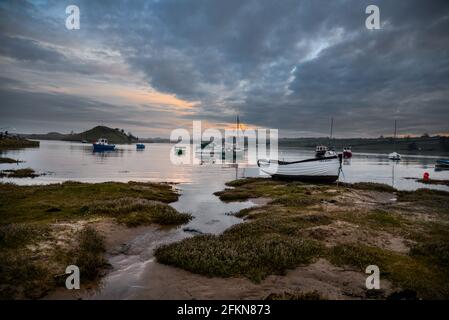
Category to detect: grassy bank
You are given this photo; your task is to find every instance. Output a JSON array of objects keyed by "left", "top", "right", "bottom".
[
  {"left": 156, "top": 178, "right": 449, "bottom": 299},
  {"left": 416, "top": 178, "right": 449, "bottom": 187},
  {"left": 0, "top": 157, "right": 21, "bottom": 164},
  {"left": 0, "top": 181, "right": 189, "bottom": 225},
  {"left": 0, "top": 168, "right": 38, "bottom": 178},
  {"left": 0, "top": 137, "right": 39, "bottom": 150},
  {"left": 0, "top": 181, "right": 190, "bottom": 299}
]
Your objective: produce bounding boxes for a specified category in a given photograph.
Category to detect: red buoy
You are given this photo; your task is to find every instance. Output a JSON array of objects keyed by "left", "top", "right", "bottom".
[{"left": 423, "top": 172, "right": 430, "bottom": 181}]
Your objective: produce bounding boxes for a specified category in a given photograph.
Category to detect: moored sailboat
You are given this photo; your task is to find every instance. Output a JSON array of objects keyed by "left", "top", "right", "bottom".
[
  {"left": 388, "top": 120, "right": 401, "bottom": 161},
  {"left": 343, "top": 147, "right": 352, "bottom": 159}
]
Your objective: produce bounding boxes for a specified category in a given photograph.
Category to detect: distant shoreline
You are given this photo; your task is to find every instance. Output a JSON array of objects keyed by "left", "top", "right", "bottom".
[{"left": 20, "top": 136, "right": 449, "bottom": 157}]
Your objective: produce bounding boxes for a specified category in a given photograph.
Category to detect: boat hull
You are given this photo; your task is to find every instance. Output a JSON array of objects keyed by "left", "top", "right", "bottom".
[
  {"left": 270, "top": 174, "right": 339, "bottom": 183},
  {"left": 388, "top": 152, "right": 401, "bottom": 160},
  {"left": 93, "top": 144, "right": 115, "bottom": 151},
  {"left": 258, "top": 156, "right": 341, "bottom": 183},
  {"left": 436, "top": 159, "right": 449, "bottom": 168}
]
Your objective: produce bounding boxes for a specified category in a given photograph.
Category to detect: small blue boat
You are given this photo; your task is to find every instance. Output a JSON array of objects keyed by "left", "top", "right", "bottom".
[
  {"left": 136, "top": 143, "right": 145, "bottom": 150},
  {"left": 436, "top": 159, "right": 449, "bottom": 168},
  {"left": 93, "top": 138, "right": 115, "bottom": 151}
]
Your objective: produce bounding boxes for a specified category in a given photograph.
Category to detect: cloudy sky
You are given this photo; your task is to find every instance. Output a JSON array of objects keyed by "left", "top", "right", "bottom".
[{"left": 0, "top": 0, "right": 448, "bottom": 138}]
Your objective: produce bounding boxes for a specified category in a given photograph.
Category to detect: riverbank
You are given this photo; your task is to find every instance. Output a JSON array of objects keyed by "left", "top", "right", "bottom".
[
  {"left": 0, "top": 137, "right": 39, "bottom": 150},
  {"left": 2, "top": 178, "right": 449, "bottom": 300},
  {"left": 0, "top": 181, "right": 190, "bottom": 299},
  {"left": 155, "top": 178, "right": 449, "bottom": 299},
  {"left": 0, "top": 168, "right": 39, "bottom": 178},
  {"left": 0, "top": 157, "right": 21, "bottom": 164}
]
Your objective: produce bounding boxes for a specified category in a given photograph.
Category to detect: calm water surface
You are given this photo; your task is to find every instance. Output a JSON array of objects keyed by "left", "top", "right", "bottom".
[
  {"left": 2, "top": 140, "right": 448, "bottom": 231},
  {"left": 2, "top": 140, "right": 448, "bottom": 299}
]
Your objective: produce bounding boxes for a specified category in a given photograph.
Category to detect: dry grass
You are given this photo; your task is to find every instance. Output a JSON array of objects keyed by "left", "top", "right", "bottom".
[
  {"left": 0, "top": 168, "right": 38, "bottom": 178},
  {"left": 156, "top": 178, "right": 449, "bottom": 299}
]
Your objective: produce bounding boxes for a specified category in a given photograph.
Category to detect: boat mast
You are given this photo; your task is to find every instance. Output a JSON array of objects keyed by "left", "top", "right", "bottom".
[
  {"left": 330, "top": 117, "right": 333, "bottom": 139},
  {"left": 329, "top": 117, "right": 334, "bottom": 148},
  {"left": 237, "top": 115, "right": 239, "bottom": 132},
  {"left": 236, "top": 115, "right": 240, "bottom": 147},
  {"left": 393, "top": 120, "right": 397, "bottom": 152}
]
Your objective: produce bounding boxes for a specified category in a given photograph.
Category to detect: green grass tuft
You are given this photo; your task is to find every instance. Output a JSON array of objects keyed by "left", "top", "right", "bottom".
[
  {"left": 68, "top": 226, "right": 108, "bottom": 281},
  {"left": 367, "top": 210, "right": 402, "bottom": 227},
  {"left": 155, "top": 211, "right": 328, "bottom": 282},
  {"left": 397, "top": 189, "right": 449, "bottom": 214},
  {"left": 88, "top": 197, "right": 192, "bottom": 227},
  {"left": 0, "top": 181, "right": 182, "bottom": 225},
  {"left": 265, "top": 290, "right": 326, "bottom": 300},
  {"left": 345, "top": 182, "right": 397, "bottom": 193},
  {"left": 0, "top": 157, "right": 20, "bottom": 164},
  {"left": 0, "top": 168, "right": 38, "bottom": 178},
  {"left": 328, "top": 244, "right": 449, "bottom": 299}
]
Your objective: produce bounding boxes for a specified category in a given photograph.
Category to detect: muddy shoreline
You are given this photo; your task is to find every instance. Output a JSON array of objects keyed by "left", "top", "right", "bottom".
[{"left": 2, "top": 179, "right": 449, "bottom": 300}]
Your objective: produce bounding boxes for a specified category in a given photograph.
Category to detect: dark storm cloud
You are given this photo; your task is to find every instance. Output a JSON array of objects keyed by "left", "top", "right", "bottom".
[
  {"left": 0, "top": 87, "right": 182, "bottom": 133},
  {"left": 1, "top": 0, "right": 448, "bottom": 136},
  {"left": 0, "top": 34, "right": 67, "bottom": 63}
]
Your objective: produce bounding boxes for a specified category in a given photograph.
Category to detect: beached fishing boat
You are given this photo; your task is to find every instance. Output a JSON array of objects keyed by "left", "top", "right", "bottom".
[
  {"left": 436, "top": 159, "right": 449, "bottom": 168},
  {"left": 258, "top": 154, "right": 341, "bottom": 183},
  {"left": 93, "top": 138, "right": 115, "bottom": 151},
  {"left": 136, "top": 143, "right": 145, "bottom": 149}
]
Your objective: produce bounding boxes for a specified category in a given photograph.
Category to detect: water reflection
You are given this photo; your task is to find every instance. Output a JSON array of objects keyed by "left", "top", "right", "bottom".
[{"left": 1, "top": 140, "right": 448, "bottom": 193}]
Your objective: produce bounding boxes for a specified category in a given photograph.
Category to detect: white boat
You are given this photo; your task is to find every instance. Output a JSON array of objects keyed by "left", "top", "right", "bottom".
[
  {"left": 258, "top": 154, "right": 341, "bottom": 183},
  {"left": 315, "top": 145, "right": 329, "bottom": 158},
  {"left": 388, "top": 152, "right": 401, "bottom": 161}
]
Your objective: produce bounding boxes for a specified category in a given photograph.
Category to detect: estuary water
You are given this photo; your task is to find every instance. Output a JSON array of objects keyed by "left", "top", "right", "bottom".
[{"left": 2, "top": 140, "right": 448, "bottom": 233}]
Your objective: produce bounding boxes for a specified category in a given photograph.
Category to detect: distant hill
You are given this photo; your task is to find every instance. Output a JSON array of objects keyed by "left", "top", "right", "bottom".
[
  {"left": 21, "top": 132, "right": 67, "bottom": 140},
  {"left": 138, "top": 137, "right": 171, "bottom": 143},
  {"left": 63, "top": 126, "right": 138, "bottom": 144},
  {"left": 279, "top": 136, "right": 449, "bottom": 156}
]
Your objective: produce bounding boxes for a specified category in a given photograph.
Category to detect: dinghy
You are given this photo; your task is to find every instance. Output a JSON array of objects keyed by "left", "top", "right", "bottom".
[
  {"left": 388, "top": 152, "right": 401, "bottom": 161},
  {"left": 436, "top": 159, "right": 449, "bottom": 168},
  {"left": 136, "top": 143, "right": 145, "bottom": 150},
  {"left": 93, "top": 138, "right": 115, "bottom": 151},
  {"left": 343, "top": 147, "right": 352, "bottom": 159},
  {"left": 258, "top": 154, "right": 341, "bottom": 183}
]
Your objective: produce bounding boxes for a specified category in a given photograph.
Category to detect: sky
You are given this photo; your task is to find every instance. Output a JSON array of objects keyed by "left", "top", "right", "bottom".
[{"left": 0, "top": 0, "right": 448, "bottom": 138}]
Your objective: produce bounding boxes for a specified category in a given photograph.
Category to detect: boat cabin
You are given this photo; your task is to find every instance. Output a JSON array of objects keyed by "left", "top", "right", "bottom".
[
  {"left": 315, "top": 145, "right": 328, "bottom": 158},
  {"left": 96, "top": 138, "right": 109, "bottom": 145}
]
